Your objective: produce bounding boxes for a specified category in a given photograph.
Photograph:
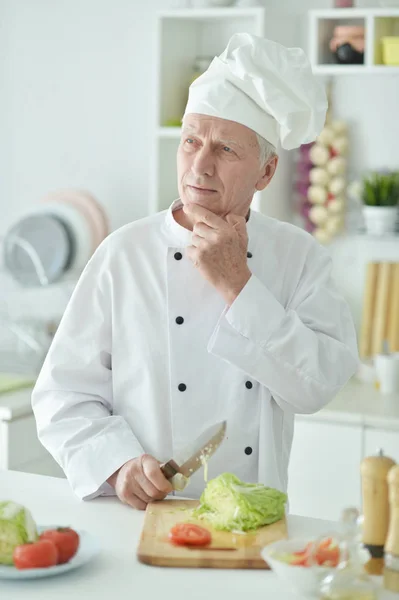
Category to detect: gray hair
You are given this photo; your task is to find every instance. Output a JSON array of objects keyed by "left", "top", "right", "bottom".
[{"left": 255, "top": 132, "right": 277, "bottom": 167}]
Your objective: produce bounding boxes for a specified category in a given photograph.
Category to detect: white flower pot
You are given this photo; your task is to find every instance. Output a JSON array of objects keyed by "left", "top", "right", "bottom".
[{"left": 362, "top": 205, "right": 398, "bottom": 235}]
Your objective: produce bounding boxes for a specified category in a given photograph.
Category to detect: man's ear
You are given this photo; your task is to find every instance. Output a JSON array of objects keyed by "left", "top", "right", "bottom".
[{"left": 255, "top": 156, "right": 279, "bottom": 192}]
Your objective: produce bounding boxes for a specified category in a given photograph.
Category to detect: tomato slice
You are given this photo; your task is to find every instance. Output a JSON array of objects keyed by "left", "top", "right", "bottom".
[
  {"left": 318, "top": 537, "right": 333, "bottom": 550},
  {"left": 293, "top": 542, "right": 313, "bottom": 556},
  {"left": 313, "top": 538, "right": 340, "bottom": 567},
  {"left": 290, "top": 553, "right": 310, "bottom": 566},
  {"left": 276, "top": 538, "right": 340, "bottom": 569},
  {"left": 291, "top": 539, "right": 340, "bottom": 568},
  {"left": 316, "top": 545, "right": 340, "bottom": 567},
  {"left": 169, "top": 523, "right": 211, "bottom": 547}
]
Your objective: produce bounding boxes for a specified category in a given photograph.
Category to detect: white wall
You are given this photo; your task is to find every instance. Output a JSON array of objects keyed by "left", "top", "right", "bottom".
[
  {"left": 332, "top": 75, "right": 399, "bottom": 176},
  {"left": 1, "top": 0, "right": 398, "bottom": 331},
  {"left": 1, "top": 0, "right": 167, "bottom": 234}
]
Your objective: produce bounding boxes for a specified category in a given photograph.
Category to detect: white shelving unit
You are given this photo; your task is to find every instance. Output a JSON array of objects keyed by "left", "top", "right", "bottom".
[
  {"left": 309, "top": 8, "right": 399, "bottom": 75},
  {"left": 150, "top": 7, "right": 266, "bottom": 214}
]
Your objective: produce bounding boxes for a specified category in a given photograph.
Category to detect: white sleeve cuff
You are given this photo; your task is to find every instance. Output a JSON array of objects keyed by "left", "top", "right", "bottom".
[
  {"left": 66, "top": 430, "right": 144, "bottom": 501},
  {"left": 225, "top": 274, "right": 286, "bottom": 346}
]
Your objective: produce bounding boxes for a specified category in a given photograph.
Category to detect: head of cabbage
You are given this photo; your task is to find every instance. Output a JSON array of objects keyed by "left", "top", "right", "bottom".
[
  {"left": 193, "top": 473, "right": 287, "bottom": 532},
  {"left": 0, "top": 501, "right": 38, "bottom": 565}
]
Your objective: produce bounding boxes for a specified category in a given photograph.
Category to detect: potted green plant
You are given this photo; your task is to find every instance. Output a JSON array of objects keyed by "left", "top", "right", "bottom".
[{"left": 361, "top": 171, "right": 399, "bottom": 235}]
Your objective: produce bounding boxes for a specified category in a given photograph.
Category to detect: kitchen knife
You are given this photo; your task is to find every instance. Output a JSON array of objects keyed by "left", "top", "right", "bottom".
[{"left": 160, "top": 420, "right": 226, "bottom": 480}]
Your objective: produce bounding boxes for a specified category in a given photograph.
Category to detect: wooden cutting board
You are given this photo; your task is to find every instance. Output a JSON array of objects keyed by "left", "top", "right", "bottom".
[{"left": 137, "top": 499, "right": 288, "bottom": 569}]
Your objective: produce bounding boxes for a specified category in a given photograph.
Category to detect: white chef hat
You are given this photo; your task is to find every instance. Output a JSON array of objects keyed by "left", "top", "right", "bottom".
[{"left": 183, "top": 33, "right": 327, "bottom": 151}]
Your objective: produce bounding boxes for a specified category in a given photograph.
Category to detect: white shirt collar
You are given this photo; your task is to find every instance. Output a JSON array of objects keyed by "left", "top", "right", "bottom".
[
  {"left": 164, "top": 198, "right": 254, "bottom": 248},
  {"left": 164, "top": 199, "right": 193, "bottom": 248}
]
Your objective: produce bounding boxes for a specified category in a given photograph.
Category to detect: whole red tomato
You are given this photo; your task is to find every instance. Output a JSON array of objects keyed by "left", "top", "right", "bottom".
[
  {"left": 13, "top": 539, "right": 59, "bottom": 570},
  {"left": 40, "top": 527, "right": 80, "bottom": 564}
]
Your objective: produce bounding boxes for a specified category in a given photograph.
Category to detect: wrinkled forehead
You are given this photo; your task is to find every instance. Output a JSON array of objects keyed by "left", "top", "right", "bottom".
[{"left": 182, "top": 113, "right": 258, "bottom": 148}]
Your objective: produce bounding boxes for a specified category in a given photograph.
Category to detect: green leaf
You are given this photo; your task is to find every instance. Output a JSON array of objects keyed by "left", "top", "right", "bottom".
[{"left": 362, "top": 171, "right": 399, "bottom": 206}]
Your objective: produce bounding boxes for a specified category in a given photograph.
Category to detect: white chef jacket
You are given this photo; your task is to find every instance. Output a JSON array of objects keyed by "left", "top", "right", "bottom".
[{"left": 31, "top": 200, "right": 359, "bottom": 501}]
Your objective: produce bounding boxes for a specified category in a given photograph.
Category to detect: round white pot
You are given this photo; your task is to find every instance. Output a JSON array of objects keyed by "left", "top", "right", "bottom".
[{"left": 362, "top": 205, "right": 398, "bottom": 235}]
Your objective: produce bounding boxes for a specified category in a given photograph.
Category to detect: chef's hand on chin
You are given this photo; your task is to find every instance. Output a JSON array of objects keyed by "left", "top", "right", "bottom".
[
  {"left": 107, "top": 455, "right": 173, "bottom": 510},
  {"left": 184, "top": 204, "right": 251, "bottom": 306}
]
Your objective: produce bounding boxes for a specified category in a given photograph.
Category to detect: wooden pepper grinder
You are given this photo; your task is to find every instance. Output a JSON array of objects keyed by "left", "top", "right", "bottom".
[
  {"left": 384, "top": 465, "right": 399, "bottom": 592},
  {"left": 360, "top": 449, "right": 396, "bottom": 575}
]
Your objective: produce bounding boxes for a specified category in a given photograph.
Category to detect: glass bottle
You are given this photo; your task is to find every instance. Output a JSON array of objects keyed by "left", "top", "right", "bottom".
[{"left": 319, "top": 507, "right": 378, "bottom": 600}]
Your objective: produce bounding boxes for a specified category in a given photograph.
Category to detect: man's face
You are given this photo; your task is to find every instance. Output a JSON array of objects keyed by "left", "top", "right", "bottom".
[{"left": 176, "top": 114, "right": 277, "bottom": 219}]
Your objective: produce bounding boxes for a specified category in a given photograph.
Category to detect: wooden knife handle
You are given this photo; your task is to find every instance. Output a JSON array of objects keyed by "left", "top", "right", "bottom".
[{"left": 160, "top": 459, "right": 180, "bottom": 480}]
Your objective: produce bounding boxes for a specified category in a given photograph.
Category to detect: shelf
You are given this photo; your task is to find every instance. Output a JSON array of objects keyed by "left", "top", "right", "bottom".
[
  {"left": 313, "top": 64, "right": 399, "bottom": 75},
  {"left": 158, "top": 7, "right": 265, "bottom": 20},
  {"left": 311, "top": 8, "right": 399, "bottom": 19},
  {"left": 352, "top": 232, "right": 399, "bottom": 240},
  {"left": 309, "top": 8, "right": 399, "bottom": 73},
  {"left": 155, "top": 9, "right": 265, "bottom": 136}
]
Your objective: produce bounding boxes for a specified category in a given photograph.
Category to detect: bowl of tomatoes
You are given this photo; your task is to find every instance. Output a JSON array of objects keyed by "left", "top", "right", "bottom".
[{"left": 261, "top": 536, "right": 340, "bottom": 598}]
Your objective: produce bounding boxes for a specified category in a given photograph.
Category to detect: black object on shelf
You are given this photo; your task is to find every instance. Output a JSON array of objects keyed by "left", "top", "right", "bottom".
[{"left": 334, "top": 43, "right": 364, "bottom": 65}]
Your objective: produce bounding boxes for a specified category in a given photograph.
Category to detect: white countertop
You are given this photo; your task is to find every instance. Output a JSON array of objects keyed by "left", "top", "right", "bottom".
[
  {"left": 300, "top": 378, "right": 399, "bottom": 431},
  {"left": 2, "top": 377, "right": 399, "bottom": 430},
  {"left": 2, "top": 470, "right": 398, "bottom": 600},
  {"left": 0, "top": 387, "right": 34, "bottom": 420},
  {"left": 0, "top": 470, "right": 348, "bottom": 599}
]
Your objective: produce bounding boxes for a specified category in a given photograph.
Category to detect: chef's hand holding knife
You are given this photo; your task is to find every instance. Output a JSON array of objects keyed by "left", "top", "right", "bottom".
[{"left": 107, "top": 456, "right": 173, "bottom": 510}]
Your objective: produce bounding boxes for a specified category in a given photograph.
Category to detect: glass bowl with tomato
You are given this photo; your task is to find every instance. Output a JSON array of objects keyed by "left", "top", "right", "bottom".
[{"left": 261, "top": 536, "right": 340, "bottom": 598}]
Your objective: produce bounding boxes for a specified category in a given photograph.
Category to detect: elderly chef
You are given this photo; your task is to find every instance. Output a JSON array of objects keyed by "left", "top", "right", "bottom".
[{"left": 32, "top": 33, "right": 359, "bottom": 510}]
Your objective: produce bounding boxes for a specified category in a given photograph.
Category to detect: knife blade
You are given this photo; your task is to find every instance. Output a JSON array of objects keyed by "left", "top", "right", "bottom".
[{"left": 160, "top": 420, "right": 226, "bottom": 480}]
